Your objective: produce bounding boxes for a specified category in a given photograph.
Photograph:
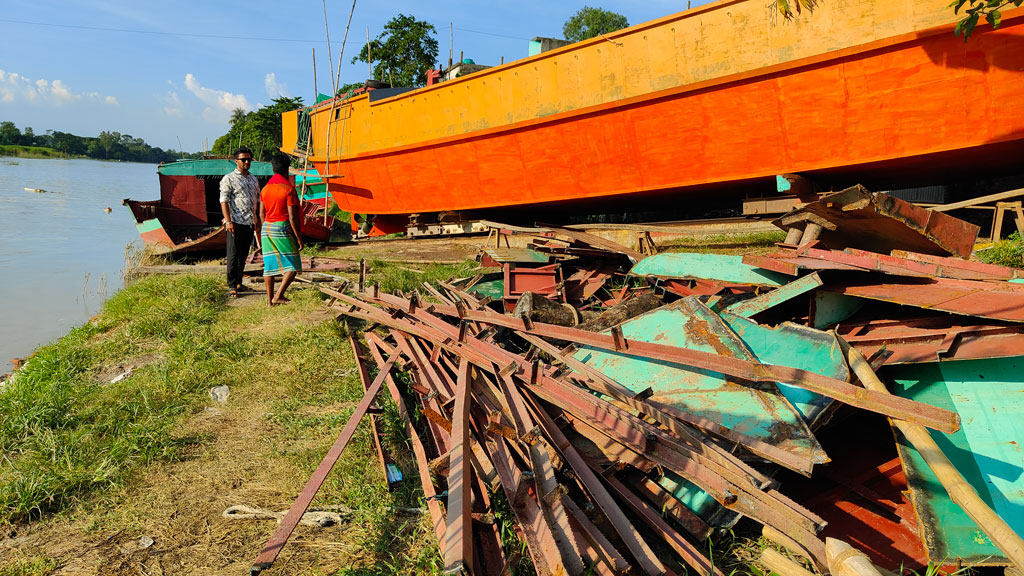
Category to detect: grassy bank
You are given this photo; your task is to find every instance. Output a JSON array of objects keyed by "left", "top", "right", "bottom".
[
  {"left": 0, "top": 146, "right": 67, "bottom": 159},
  {"left": 0, "top": 261, "right": 476, "bottom": 574}
]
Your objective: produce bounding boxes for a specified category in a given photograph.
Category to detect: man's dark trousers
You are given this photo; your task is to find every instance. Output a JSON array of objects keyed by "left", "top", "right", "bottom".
[{"left": 226, "top": 224, "right": 253, "bottom": 290}]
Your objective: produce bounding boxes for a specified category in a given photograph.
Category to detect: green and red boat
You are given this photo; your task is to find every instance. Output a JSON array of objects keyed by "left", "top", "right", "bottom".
[{"left": 123, "top": 158, "right": 333, "bottom": 256}]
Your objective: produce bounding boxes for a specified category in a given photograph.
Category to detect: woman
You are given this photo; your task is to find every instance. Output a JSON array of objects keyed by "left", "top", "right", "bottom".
[{"left": 260, "top": 153, "right": 304, "bottom": 306}]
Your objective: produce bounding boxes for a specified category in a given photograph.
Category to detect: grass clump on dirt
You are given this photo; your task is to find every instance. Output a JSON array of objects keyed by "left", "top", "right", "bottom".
[
  {"left": 977, "top": 231, "right": 1024, "bottom": 268},
  {"left": 661, "top": 230, "right": 786, "bottom": 255},
  {"left": 0, "top": 274, "right": 224, "bottom": 525}
]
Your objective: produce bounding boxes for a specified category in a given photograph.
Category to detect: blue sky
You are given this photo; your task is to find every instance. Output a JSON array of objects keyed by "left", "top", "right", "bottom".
[{"left": 0, "top": 1, "right": 693, "bottom": 152}]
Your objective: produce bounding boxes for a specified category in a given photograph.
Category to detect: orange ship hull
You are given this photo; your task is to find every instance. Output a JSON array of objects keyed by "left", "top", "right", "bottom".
[{"left": 283, "top": 2, "right": 1024, "bottom": 220}]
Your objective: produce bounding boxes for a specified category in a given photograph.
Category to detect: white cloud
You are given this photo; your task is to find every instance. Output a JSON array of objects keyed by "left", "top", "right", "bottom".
[
  {"left": 265, "top": 73, "right": 289, "bottom": 99},
  {"left": 0, "top": 69, "right": 117, "bottom": 107},
  {"left": 106, "top": 96, "right": 119, "bottom": 105},
  {"left": 184, "top": 73, "right": 251, "bottom": 114}
]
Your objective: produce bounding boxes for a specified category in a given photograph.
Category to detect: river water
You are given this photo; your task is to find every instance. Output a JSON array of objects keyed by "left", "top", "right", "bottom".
[{"left": 0, "top": 157, "right": 154, "bottom": 373}]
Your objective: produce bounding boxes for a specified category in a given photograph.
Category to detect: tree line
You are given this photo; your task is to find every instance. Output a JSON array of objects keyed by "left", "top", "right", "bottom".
[{"left": 0, "top": 120, "right": 189, "bottom": 163}]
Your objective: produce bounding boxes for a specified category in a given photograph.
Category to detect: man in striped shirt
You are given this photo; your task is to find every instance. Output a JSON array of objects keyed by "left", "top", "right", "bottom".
[{"left": 219, "top": 146, "right": 261, "bottom": 297}]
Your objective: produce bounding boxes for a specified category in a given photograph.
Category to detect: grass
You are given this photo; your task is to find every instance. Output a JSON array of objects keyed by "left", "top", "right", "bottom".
[
  {"left": 0, "top": 258, "right": 474, "bottom": 574},
  {"left": 0, "top": 145, "right": 66, "bottom": 159},
  {"left": 977, "top": 231, "right": 1024, "bottom": 268},
  {"left": 660, "top": 230, "right": 787, "bottom": 255},
  {"left": 0, "top": 554, "right": 56, "bottom": 576}
]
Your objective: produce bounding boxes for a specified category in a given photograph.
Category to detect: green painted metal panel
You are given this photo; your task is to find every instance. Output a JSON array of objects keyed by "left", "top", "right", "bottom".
[
  {"left": 157, "top": 158, "right": 274, "bottom": 177},
  {"left": 811, "top": 291, "right": 865, "bottom": 329},
  {"left": 572, "top": 297, "right": 826, "bottom": 464},
  {"left": 468, "top": 279, "right": 504, "bottom": 301},
  {"left": 135, "top": 218, "right": 164, "bottom": 234},
  {"left": 630, "top": 253, "right": 790, "bottom": 286},
  {"left": 886, "top": 356, "right": 1024, "bottom": 565},
  {"left": 718, "top": 312, "right": 844, "bottom": 426},
  {"left": 725, "top": 272, "right": 822, "bottom": 318}
]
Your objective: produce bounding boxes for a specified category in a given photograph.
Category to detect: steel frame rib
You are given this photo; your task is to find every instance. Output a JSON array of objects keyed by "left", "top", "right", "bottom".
[
  {"left": 347, "top": 288, "right": 959, "bottom": 434},
  {"left": 251, "top": 353, "right": 399, "bottom": 574},
  {"left": 442, "top": 358, "right": 474, "bottom": 574}
]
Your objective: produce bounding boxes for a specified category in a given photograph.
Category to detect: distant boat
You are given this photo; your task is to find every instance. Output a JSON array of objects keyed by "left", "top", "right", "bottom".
[
  {"left": 123, "top": 158, "right": 334, "bottom": 256},
  {"left": 24, "top": 187, "right": 46, "bottom": 193}
]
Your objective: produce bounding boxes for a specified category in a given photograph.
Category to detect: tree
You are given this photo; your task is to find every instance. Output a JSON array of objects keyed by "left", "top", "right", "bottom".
[
  {"left": 352, "top": 14, "right": 439, "bottom": 88},
  {"left": 211, "top": 96, "right": 304, "bottom": 160},
  {"left": 950, "top": 0, "right": 1020, "bottom": 39},
  {"left": 0, "top": 121, "right": 20, "bottom": 146},
  {"left": 22, "top": 127, "right": 36, "bottom": 147},
  {"left": 562, "top": 6, "right": 629, "bottom": 43}
]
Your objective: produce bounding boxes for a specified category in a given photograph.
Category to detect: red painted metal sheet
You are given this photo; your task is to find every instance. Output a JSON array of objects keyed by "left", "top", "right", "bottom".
[
  {"left": 890, "top": 250, "right": 1024, "bottom": 280},
  {"left": 504, "top": 263, "right": 562, "bottom": 298},
  {"left": 837, "top": 317, "right": 1024, "bottom": 364},
  {"left": 824, "top": 276, "right": 1024, "bottom": 322}
]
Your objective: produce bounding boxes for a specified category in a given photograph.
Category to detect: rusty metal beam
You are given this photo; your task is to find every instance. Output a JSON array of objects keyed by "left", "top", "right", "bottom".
[
  {"left": 337, "top": 286, "right": 959, "bottom": 434},
  {"left": 347, "top": 324, "right": 395, "bottom": 489},
  {"left": 442, "top": 358, "right": 474, "bottom": 575},
  {"left": 364, "top": 334, "right": 447, "bottom": 544},
  {"left": 250, "top": 352, "right": 399, "bottom": 575}
]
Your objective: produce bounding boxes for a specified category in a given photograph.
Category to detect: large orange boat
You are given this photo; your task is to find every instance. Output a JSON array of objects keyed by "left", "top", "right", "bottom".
[{"left": 281, "top": 0, "right": 1024, "bottom": 234}]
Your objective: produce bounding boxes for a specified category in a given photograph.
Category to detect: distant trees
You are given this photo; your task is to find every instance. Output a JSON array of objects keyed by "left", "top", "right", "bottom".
[
  {"left": 562, "top": 6, "right": 629, "bottom": 42},
  {"left": 352, "top": 14, "right": 439, "bottom": 88},
  {"left": 211, "top": 96, "right": 304, "bottom": 160},
  {"left": 0, "top": 120, "right": 179, "bottom": 162}
]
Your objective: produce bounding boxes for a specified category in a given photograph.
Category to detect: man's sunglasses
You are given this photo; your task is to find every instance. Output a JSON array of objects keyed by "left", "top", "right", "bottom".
[{"left": 237, "top": 157, "right": 253, "bottom": 163}]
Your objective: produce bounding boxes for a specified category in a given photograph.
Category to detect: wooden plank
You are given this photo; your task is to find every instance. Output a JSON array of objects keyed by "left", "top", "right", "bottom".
[{"left": 929, "top": 188, "right": 1024, "bottom": 212}]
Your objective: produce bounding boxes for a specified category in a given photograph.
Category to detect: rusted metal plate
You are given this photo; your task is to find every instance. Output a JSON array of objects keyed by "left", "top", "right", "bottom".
[
  {"left": 886, "top": 356, "right": 1024, "bottom": 566},
  {"left": 772, "top": 186, "right": 980, "bottom": 258},
  {"left": 572, "top": 297, "right": 828, "bottom": 471},
  {"left": 823, "top": 275, "right": 1024, "bottom": 323},
  {"left": 632, "top": 252, "right": 790, "bottom": 286},
  {"left": 718, "top": 312, "right": 846, "bottom": 428},
  {"left": 837, "top": 317, "right": 1024, "bottom": 364},
  {"left": 504, "top": 263, "right": 561, "bottom": 298}
]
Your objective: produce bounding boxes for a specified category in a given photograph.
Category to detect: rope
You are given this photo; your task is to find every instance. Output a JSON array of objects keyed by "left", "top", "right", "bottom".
[{"left": 222, "top": 504, "right": 351, "bottom": 527}]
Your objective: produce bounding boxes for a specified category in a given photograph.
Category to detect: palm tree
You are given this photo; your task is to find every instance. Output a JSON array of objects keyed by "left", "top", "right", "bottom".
[{"left": 230, "top": 108, "right": 246, "bottom": 125}]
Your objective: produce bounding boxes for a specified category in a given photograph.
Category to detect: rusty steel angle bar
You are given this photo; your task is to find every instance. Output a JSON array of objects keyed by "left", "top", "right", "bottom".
[
  {"left": 364, "top": 334, "right": 447, "bottom": 544},
  {"left": 522, "top": 395, "right": 669, "bottom": 576},
  {"left": 597, "top": 463, "right": 723, "bottom": 576},
  {"left": 442, "top": 358, "right": 475, "bottom": 575},
  {"left": 521, "top": 332, "right": 788, "bottom": 481},
  {"left": 483, "top": 428, "right": 569, "bottom": 575},
  {"left": 562, "top": 497, "right": 631, "bottom": 574},
  {"left": 347, "top": 324, "right": 393, "bottom": 489},
  {"left": 338, "top": 286, "right": 959, "bottom": 434},
  {"left": 251, "top": 352, "right": 400, "bottom": 575},
  {"left": 389, "top": 331, "right": 452, "bottom": 454},
  {"left": 636, "top": 477, "right": 713, "bottom": 540}
]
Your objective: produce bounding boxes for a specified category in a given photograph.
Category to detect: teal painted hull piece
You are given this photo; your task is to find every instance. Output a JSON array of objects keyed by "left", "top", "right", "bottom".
[
  {"left": 887, "top": 356, "right": 1024, "bottom": 565},
  {"left": 572, "top": 297, "right": 827, "bottom": 466},
  {"left": 718, "top": 312, "right": 846, "bottom": 427},
  {"left": 810, "top": 291, "right": 866, "bottom": 329},
  {"left": 658, "top": 470, "right": 740, "bottom": 527},
  {"left": 630, "top": 253, "right": 790, "bottom": 286}
]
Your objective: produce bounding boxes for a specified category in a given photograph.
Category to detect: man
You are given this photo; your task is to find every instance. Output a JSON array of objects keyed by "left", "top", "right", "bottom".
[{"left": 219, "top": 146, "right": 260, "bottom": 298}]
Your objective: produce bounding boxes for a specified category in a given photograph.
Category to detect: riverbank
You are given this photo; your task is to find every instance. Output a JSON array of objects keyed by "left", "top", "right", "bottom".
[
  {"left": 0, "top": 259, "right": 483, "bottom": 575},
  {"left": 0, "top": 145, "right": 69, "bottom": 159}
]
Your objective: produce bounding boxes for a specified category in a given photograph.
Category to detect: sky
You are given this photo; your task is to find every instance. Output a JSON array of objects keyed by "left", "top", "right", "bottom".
[{"left": 0, "top": 0, "right": 695, "bottom": 152}]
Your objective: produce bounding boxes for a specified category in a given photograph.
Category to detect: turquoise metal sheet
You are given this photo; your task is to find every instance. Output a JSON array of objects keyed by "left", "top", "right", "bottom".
[
  {"left": 572, "top": 297, "right": 827, "bottom": 466},
  {"left": 157, "top": 158, "right": 274, "bottom": 177},
  {"left": 886, "top": 356, "right": 1024, "bottom": 565},
  {"left": 630, "top": 253, "right": 790, "bottom": 286},
  {"left": 718, "top": 312, "right": 845, "bottom": 427},
  {"left": 725, "top": 272, "right": 823, "bottom": 318}
]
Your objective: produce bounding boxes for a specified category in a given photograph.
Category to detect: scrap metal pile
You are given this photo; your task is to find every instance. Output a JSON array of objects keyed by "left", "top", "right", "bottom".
[{"left": 251, "top": 186, "right": 1024, "bottom": 576}]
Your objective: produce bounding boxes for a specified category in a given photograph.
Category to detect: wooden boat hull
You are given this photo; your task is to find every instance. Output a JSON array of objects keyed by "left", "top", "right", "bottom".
[{"left": 286, "top": 4, "right": 1024, "bottom": 218}]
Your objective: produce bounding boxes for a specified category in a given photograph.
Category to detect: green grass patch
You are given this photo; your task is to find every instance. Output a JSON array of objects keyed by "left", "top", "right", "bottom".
[
  {"left": 977, "top": 231, "right": 1024, "bottom": 268},
  {"left": 0, "top": 145, "right": 66, "bottom": 159},
  {"left": 661, "top": 230, "right": 787, "bottom": 253},
  {"left": 0, "top": 275, "right": 224, "bottom": 524},
  {"left": 0, "top": 554, "right": 56, "bottom": 576}
]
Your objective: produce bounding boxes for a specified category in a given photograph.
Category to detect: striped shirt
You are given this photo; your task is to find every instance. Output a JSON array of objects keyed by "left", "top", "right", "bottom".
[{"left": 219, "top": 169, "right": 259, "bottom": 226}]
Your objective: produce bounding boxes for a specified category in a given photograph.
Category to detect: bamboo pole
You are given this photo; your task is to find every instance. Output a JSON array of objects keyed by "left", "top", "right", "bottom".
[
  {"left": 837, "top": 336, "right": 1024, "bottom": 569},
  {"left": 761, "top": 548, "right": 817, "bottom": 576},
  {"left": 825, "top": 538, "right": 883, "bottom": 576}
]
